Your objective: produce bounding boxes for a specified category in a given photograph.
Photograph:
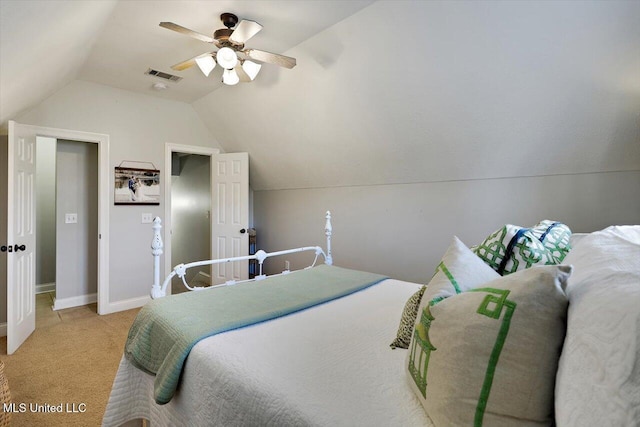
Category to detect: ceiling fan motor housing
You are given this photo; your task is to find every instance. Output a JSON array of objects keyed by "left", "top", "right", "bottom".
[
  {"left": 214, "top": 28, "right": 233, "bottom": 41},
  {"left": 220, "top": 13, "right": 238, "bottom": 29},
  {"left": 214, "top": 13, "right": 243, "bottom": 48}
]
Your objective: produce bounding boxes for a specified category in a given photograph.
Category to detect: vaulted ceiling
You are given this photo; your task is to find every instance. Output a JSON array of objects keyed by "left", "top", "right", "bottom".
[
  {"left": 2, "top": 1, "right": 639, "bottom": 192},
  {"left": 0, "top": 0, "right": 373, "bottom": 123}
]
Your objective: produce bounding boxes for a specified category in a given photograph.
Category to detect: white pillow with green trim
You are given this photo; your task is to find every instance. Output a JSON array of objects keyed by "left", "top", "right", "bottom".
[
  {"left": 422, "top": 236, "right": 500, "bottom": 306},
  {"left": 406, "top": 265, "right": 571, "bottom": 427},
  {"left": 390, "top": 237, "right": 499, "bottom": 350}
]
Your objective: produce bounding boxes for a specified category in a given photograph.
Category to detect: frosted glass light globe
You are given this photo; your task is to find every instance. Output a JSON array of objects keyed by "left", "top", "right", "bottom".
[
  {"left": 195, "top": 55, "right": 216, "bottom": 77},
  {"left": 222, "top": 68, "right": 240, "bottom": 85},
  {"left": 241, "top": 60, "right": 261, "bottom": 81},
  {"left": 216, "top": 47, "right": 238, "bottom": 69}
]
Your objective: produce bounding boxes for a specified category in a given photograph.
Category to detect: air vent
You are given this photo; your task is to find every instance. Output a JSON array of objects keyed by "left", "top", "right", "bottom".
[{"left": 145, "top": 68, "right": 183, "bottom": 82}]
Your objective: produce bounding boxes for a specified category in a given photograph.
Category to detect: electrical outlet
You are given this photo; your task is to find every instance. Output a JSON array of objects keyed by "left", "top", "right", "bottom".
[
  {"left": 141, "top": 213, "right": 153, "bottom": 224},
  {"left": 65, "top": 213, "right": 78, "bottom": 224}
]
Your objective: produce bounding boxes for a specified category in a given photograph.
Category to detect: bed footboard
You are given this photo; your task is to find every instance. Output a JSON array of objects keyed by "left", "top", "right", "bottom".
[{"left": 151, "top": 211, "right": 334, "bottom": 298}]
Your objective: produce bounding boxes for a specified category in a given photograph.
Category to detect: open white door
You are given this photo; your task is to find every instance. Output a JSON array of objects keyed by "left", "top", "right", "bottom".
[
  {"left": 6, "top": 121, "right": 37, "bottom": 354},
  {"left": 212, "top": 152, "right": 249, "bottom": 284}
]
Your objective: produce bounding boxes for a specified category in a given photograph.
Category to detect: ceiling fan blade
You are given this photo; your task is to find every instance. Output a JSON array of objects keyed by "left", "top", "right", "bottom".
[
  {"left": 243, "top": 49, "right": 296, "bottom": 69},
  {"left": 171, "top": 51, "right": 216, "bottom": 71},
  {"left": 159, "top": 22, "right": 215, "bottom": 43},
  {"left": 229, "top": 20, "right": 263, "bottom": 44}
]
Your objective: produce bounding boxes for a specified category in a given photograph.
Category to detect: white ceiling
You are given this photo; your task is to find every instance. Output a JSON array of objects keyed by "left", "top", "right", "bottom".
[
  {"left": 80, "top": 0, "right": 376, "bottom": 102},
  {"left": 0, "top": 0, "right": 118, "bottom": 127},
  {"left": 0, "top": 0, "right": 374, "bottom": 126}
]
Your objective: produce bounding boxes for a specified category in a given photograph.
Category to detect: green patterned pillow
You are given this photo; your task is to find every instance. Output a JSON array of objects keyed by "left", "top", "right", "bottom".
[
  {"left": 406, "top": 265, "right": 571, "bottom": 426},
  {"left": 530, "top": 220, "right": 572, "bottom": 263},
  {"left": 390, "top": 286, "right": 426, "bottom": 349},
  {"left": 472, "top": 221, "right": 571, "bottom": 275}
]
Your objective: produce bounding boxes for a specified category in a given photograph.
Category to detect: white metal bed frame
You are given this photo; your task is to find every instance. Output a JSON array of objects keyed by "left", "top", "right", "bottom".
[{"left": 150, "top": 211, "right": 333, "bottom": 298}]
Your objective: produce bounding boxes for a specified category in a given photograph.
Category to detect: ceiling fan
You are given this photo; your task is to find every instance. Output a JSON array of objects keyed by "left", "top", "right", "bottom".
[{"left": 160, "top": 13, "right": 296, "bottom": 85}]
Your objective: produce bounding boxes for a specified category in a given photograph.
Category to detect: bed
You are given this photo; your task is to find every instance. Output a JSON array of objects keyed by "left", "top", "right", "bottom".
[{"left": 102, "top": 214, "right": 640, "bottom": 427}]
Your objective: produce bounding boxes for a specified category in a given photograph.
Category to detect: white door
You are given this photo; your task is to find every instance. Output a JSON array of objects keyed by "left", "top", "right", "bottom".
[
  {"left": 212, "top": 152, "right": 249, "bottom": 284},
  {"left": 7, "top": 121, "right": 37, "bottom": 354}
]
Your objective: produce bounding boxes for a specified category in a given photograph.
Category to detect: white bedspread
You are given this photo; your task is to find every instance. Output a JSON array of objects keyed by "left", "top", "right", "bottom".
[{"left": 102, "top": 278, "right": 433, "bottom": 427}]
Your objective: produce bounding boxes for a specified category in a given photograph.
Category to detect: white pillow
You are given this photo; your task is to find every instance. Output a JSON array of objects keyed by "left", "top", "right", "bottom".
[
  {"left": 407, "top": 265, "right": 571, "bottom": 426},
  {"left": 390, "top": 237, "right": 498, "bottom": 349},
  {"left": 555, "top": 225, "right": 640, "bottom": 426},
  {"left": 421, "top": 236, "right": 500, "bottom": 306}
]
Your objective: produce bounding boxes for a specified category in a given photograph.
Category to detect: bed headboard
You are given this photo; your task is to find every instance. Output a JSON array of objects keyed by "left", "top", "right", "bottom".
[{"left": 150, "top": 211, "right": 334, "bottom": 298}]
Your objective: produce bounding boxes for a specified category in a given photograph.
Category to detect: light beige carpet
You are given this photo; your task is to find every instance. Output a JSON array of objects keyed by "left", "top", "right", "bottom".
[{"left": 0, "top": 294, "right": 139, "bottom": 426}]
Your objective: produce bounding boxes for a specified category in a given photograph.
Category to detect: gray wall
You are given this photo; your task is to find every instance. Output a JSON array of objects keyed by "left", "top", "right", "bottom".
[
  {"left": 254, "top": 171, "right": 640, "bottom": 284},
  {"left": 16, "top": 80, "right": 222, "bottom": 307},
  {"left": 170, "top": 153, "right": 211, "bottom": 293},
  {"left": 35, "top": 136, "right": 56, "bottom": 285},
  {"left": 0, "top": 136, "right": 7, "bottom": 327},
  {"left": 211, "top": 1, "right": 640, "bottom": 283},
  {"left": 55, "top": 140, "right": 98, "bottom": 300},
  {"left": 194, "top": 1, "right": 640, "bottom": 192},
  {"left": 6, "top": 1, "right": 639, "bottom": 312}
]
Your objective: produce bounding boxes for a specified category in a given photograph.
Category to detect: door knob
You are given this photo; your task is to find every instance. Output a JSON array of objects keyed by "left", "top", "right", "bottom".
[
  {"left": 239, "top": 228, "right": 246, "bottom": 234},
  {"left": 1, "top": 244, "right": 26, "bottom": 252}
]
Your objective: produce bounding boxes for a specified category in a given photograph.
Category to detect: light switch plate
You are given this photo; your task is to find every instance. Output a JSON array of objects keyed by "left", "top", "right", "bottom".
[
  {"left": 141, "top": 213, "right": 153, "bottom": 224},
  {"left": 65, "top": 213, "right": 77, "bottom": 224}
]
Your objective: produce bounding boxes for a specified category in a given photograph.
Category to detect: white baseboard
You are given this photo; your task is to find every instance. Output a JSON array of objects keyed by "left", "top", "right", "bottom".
[
  {"left": 53, "top": 293, "right": 97, "bottom": 311},
  {"left": 36, "top": 282, "right": 56, "bottom": 294},
  {"left": 98, "top": 295, "right": 150, "bottom": 315},
  {"left": 0, "top": 323, "right": 6, "bottom": 338}
]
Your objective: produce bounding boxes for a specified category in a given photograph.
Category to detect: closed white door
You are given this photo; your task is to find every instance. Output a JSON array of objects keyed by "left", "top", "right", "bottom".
[
  {"left": 7, "top": 121, "right": 37, "bottom": 354},
  {"left": 212, "top": 152, "right": 249, "bottom": 284}
]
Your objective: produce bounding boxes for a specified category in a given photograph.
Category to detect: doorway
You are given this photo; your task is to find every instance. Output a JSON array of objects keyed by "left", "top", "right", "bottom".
[
  {"left": 35, "top": 137, "right": 99, "bottom": 314},
  {"left": 5, "top": 121, "right": 109, "bottom": 355},
  {"left": 163, "top": 143, "right": 218, "bottom": 295},
  {"left": 161, "top": 144, "right": 249, "bottom": 297},
  {"left": 170, "top": 152, "right": 211, "bottom": 294},
  {"left": 35, "top": 137, "right": 56, "bottom": 297}
]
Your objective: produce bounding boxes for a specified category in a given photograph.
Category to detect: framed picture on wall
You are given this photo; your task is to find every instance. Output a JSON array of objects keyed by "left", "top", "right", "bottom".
[{"left": 114, "top": 166, "right": 160, "bottom": 205}]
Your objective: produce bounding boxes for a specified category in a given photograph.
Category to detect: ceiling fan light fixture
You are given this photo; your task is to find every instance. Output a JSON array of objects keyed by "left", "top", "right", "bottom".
[
  {"left": 222, "top": 68, "right": 240, "bottom": 85},
  {"left": 161, "top": 13, "right": 297, "bottom": 87},
  {"left": 216, "top": 47, "right": 238, "bottom": 69},
  {"left": 241, "top": 60, "right": 262, "bottom": 81},
  {"left": 195, "top": 55, "right": 216, "bottom": 77}
]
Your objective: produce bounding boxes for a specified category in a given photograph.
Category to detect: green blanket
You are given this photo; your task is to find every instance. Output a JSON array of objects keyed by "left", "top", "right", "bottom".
[{"left": 124, "top": 264, "right": 387, "bottom": 404}]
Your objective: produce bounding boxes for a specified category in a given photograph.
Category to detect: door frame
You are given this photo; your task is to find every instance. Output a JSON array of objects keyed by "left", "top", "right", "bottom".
[
  {"left": 11, "top": 122, "right": 110, "bottom": 315},
  {"left": 164, "top": 143, "right": 219, "bottom": 291}
]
